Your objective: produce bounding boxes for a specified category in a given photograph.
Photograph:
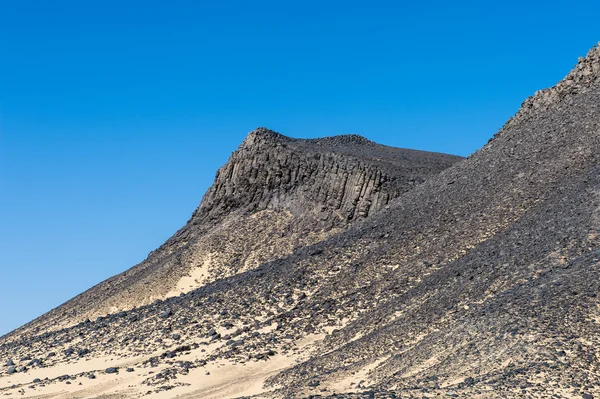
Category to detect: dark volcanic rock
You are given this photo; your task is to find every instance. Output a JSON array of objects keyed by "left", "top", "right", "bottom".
[
  {"left": 197, "top": 130, "right": 454, "bottom": 225},
  {"left": 160, "top": 310, "right": 172, "bottom": 319}
]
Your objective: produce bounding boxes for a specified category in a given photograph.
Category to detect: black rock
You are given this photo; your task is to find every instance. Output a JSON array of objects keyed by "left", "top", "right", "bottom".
[{"left": 77, "top": 348, "right": 90, "bottom": 357}]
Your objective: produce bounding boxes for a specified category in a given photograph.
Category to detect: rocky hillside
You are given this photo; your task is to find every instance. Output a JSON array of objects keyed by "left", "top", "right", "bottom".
[
  {"left": 2, "top": 43, "right": 600, "bottom": 399},
  {"left": 10, "top": 130, "right": 461, "bottom": 337}
]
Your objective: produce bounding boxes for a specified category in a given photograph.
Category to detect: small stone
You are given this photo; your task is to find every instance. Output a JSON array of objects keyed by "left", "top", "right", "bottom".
[{"left": 105, "top": 367, "right": 118, "bottom": 374}]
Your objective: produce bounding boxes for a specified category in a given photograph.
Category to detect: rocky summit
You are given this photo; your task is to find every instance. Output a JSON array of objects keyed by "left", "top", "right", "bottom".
[
  {"left": 2, "top": 43, "right": 600, "bottom": 399},
  {"left": 14, "top": 129, "right": 462, "bottom": 338}
]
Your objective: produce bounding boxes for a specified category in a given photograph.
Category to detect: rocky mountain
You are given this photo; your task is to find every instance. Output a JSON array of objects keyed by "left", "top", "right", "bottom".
[
  {"left": 10, "top": 129, "right": 462, "bottom": 337},
  {"left": 1, "top": 43, "right": 600, "bottom": 399}
]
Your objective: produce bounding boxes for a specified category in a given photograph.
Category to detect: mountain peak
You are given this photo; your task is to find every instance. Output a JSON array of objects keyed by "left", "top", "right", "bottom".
[
  {"left": 11, "top": 130, "right": 461, "bottom": 341},
  {"left": 242, "top": 127, "right": 290, "bottom": 147},
  {"left": 509, "top": 42, "right": 600, "bottom": 125},
  {"left": 243, "top": 128, "right": 375, "bottom": 149},
  {"left": 310, "top": 133, "right": 374, "bottom": 147}
]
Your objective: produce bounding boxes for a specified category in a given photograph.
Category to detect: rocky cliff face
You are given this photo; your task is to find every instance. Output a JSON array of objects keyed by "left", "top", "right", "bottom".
[
  {"left": 12, "top": 130, "right": 461, "bottom": 335},
  {"left": 191, "top": 129, "right": 457, "bottom": 228}
]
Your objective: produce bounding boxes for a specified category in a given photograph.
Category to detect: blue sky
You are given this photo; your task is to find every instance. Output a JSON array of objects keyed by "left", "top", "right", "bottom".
[{"left": 1, "top": 0, "right": 599, "bottom": 336}]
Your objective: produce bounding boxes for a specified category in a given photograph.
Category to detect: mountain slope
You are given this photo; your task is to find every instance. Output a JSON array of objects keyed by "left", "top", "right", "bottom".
[
  {"left": 2, "top": 44, "right": 600, "bottom": 399},
  {"left": 9, "top": 130, "right": 462, "bottom": 337}
]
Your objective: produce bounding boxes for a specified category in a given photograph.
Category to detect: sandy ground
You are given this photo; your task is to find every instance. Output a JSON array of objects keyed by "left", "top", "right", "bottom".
[
  {"left": 165, "top": 255, "right": 212, "bottom": 299},
  {"left": 325, "top": 354, "right": 389, "bottom": 395},
  {"left": 0, "top": 334, "right": 324, "bottom": 399}
]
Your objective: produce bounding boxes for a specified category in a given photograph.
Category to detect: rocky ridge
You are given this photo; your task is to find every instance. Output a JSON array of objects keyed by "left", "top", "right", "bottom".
[
  {"left": 9, "top": 130, "right": 461, "bottom": 338},
  {"left": 191, "top": 129, "right": 458, "bottom": 227},
  {"left": 507, "top": 42, "right": 600, "bottom": 126}
]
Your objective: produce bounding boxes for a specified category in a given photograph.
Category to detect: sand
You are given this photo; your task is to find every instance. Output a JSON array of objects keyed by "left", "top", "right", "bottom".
[{"left": 0, "top": 334, "right": 325, "bottom": 399}]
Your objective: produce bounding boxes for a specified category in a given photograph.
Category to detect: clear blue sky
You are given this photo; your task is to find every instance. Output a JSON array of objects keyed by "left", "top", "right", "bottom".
[{"left": 1, "top": 0, "right": 599, "bottom": 336}]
